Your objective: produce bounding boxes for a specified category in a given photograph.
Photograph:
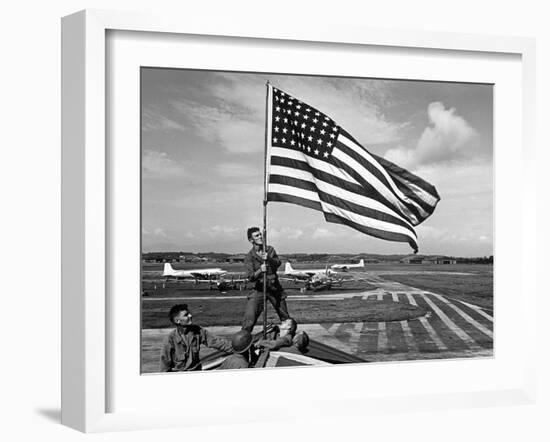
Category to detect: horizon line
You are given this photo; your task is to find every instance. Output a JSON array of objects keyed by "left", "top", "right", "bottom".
[{"left": 141, "top": 250, "right": 493, "bottom": 259}]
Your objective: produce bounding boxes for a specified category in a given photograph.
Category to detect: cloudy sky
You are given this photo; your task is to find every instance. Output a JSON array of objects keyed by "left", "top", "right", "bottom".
[{"left": 141, "top": 69, "right": 493, "bottom": 257}]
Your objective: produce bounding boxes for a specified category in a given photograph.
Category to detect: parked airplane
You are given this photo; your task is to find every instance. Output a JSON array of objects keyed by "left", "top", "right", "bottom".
[
  {"left": 283, "top": 262, "right": 337, "bottom": 279},
  {"left": 163, "top": 263, "right": 227, "bottom": 280},
  {"left": 331, "top": 259, "right": 365, "bottom": 272},
  {"left": 282, "top": 262, "right": 342, "bottom": 292},
  {"left": 162, "top": 263, "right": 247, "bottom": 292},
  {"left": 281, "top": 262, "right": 369, "bottom": 292}
]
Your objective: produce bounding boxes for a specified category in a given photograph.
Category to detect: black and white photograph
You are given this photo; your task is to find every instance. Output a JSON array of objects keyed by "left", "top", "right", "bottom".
[
  {"left": 140, "top": 68, "right": 494, "bottom": 374},
  {"left": 5, "top": 0, "right": 548, "bottom": 438}
]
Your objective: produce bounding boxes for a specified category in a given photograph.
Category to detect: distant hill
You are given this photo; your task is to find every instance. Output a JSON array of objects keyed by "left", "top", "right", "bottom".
[{"left": 142, "top": 251, "right": 492, "bottom": 264}]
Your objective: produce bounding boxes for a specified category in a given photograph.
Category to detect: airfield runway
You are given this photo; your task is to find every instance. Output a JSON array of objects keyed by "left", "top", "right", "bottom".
[{"left": 141, "top": 272, "right": 493, "bottom": 373}]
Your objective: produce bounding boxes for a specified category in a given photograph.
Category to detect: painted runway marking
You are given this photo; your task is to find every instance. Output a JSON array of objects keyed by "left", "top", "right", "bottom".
[
  {"left": 426, "top": 292, "right": 493, "bottom": 338},
  {"left": 377, "top": 322, "right": 388, "bottom": 352},
  {"left": 405, "top": 293, "right": 447, "bottom": 350},
  {"left": 399, "top": 320, "right": 418, "bottom": 352},
  {"left": 142, "top": 292, "right": 382, "bottom": 302},
  {"left": 305, "top": 323, "right": 358, "bottom": 354},
  {"left": 363, "top": 322, "right": 379, "bottom": 352},
  {"left": 142, "top": 278, "right": 493, "bottom": 365},
  {"left": 327, "top": 323, "right": 341, "bottom": 335},
  {"left": 419, "top": 293, "right": 482, "bottom": 350},
  {"left": 348, "top": 322, "right": 365, "bottom": 352},
  {"left": 458, "top": 300, "right": 494, "bottom": 323}
]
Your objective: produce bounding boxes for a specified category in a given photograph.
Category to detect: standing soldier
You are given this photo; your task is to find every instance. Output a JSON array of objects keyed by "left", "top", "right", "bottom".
[{"left": 241, "top": 227, "right": 291, "bottom": 332}]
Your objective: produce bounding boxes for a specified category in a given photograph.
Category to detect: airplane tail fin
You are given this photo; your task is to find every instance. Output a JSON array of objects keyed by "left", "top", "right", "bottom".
[
  {"left": 163, "top": 262, "right": 175, "bottom": 276},
  {"left": 285, "top": 262, "right": 294, "bottom": 274},
  {"left": 359, "top": 259, "right": 364, "bottom": 267}
]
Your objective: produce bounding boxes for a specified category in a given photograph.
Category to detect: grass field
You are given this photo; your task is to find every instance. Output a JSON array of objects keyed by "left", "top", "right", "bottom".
[
  {"left": 141, "top": 263, "right": 493, "bottom": 327},
  {"left": 376, "top": 264, "right": 493, "bottom": 309},
  {"left": 142, "top": 298, "right": 428, "bottom": 329}
]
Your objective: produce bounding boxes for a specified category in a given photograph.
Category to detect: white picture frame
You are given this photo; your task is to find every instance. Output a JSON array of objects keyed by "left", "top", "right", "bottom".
[{"left": 61, "top": 9, "right": 537, "bottom": 433}]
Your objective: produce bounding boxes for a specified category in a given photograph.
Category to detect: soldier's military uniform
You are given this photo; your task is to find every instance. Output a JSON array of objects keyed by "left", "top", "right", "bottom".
[
  {"left": 242, "top": 245, "right": 290, "bottom": 332},
  {"left": 159, "top": 325, "right": 232, "bottom": 372}
]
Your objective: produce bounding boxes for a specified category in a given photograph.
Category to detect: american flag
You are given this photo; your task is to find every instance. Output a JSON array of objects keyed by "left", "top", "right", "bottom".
[{"left": 265, "top": 85, "right": 440, "bottom": 252}]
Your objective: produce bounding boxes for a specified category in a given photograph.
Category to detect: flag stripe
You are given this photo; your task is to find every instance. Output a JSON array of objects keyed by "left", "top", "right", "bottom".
[
  {"left": 391, "top": 175, "right": 438, "bottom": 216},
  {"left": 271, "top": 155, "right": 361, "bottom": 190},
  {"left": 269, "top": 174, "right": 417, "bottom": 237},
  {"left": 269, "top": 162, "right": 416, "bottom": 229},
  {"left": 266, "top": 85, "right": 440, "bottom": 251},
  {"left": 338, "top": 133, "right": 428, "bottom": 221},
  {"left": 268, "top": 182, "right": 320, "bottom": 204},
  {"left": 336, "top": 141, "right": 426, "bottom": 222},
  {"left": 332, "top": 148, "right": 423, "bottom": 225},
  {"left": 324, "top": 212, "right": 418, "bottom": 248},
  {"left": 270, "top": 155, "right": 415, "bottom": 227},
  {"left": 321, "top": 202, "right": 418, "bottom": 242},
  {"left": 373, "top": 153, "right": 440, "bottom": 200},
  {"left": 343, "top": 131, "right": 440, "bottom": 206},
  {"left": 267, "top": 191, "right": 322, "bottom": 212},
  {"left": 270, "top": 147, "right": 359, "bottom": 186},
  {"left": 268, "top": 184, "right": 416, "bottom": 242}
]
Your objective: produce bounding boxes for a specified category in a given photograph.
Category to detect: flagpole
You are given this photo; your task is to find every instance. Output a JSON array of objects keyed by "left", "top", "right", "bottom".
[{"left": 262, "top": 81, "right": 271, "bottom": 339}]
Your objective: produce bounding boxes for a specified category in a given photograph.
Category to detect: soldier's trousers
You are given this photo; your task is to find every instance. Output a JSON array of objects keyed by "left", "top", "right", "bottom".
[{"left": 242, "top": 290, "right": 290, "bottom": 332}]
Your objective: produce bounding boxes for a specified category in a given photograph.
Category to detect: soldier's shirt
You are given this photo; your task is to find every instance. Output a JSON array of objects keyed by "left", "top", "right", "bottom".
[
  {"left": 219, "top": 353, "right": 249, "bottom": 370},
  {"left": 159, "top": 325, "right": 232, "bottom": 372},
  {"left": 244, "top": 245, "right": 282, "bottom": 292}
]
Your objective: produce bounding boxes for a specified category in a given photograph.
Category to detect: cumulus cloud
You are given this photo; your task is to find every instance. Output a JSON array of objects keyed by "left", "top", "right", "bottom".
[
  {"left": 143, "top": 226, "right": 168, "bottom": 238},
  {"left": 269, "top": 227, "right": 304, "bottom": 240},
  {"left": 153, "top": 228, "right": 168, "bottom": 238},
  {"left": 202, "top": 225, "right": 240, "bottom": 239},
  {"left": 172, "top": 99, "right": 263, "bottom": 154},
  {"left": 312, "top": 228, "right": 336, "bottom": 239},
  {"left": 385, "top": 102, "right": 477, "bottom": 168},
  {"left": 142, "top": 107, "right": 186, "bottom": 132},
  {"left": 143, "top": 150, "right": 185, "bottom": 178},
  {"left": 415, "top": 223, "right": 493, "bottom": 250},
  {"left": 415, "top": 225, "right": 448, "bottom": 241},
  {"left": 415, "top": 160, "right": 492, "bottom": 200},
  {"left": 179, "top": 73, "right": 406, "bottom": 153},
  {"left": 216, "top": 162, "right": 262, "bottom": 181},
  {"left": 169, "top": 184, "right": 261, "bottom": 211},
  {"left": 269, "top": 76, "right": 406, "bottom": 145}
]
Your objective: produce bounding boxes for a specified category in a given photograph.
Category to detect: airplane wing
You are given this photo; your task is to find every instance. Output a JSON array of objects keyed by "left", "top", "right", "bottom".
[
  {"left": 222, "top": 278, "right": 248, "bottom": 284},
  {"left": 329, "top": 276, "right": 369, "bottom": 285},
  {"left": 188, "top": 272, "right": 211, "bottom": 279},
  {"left": 279, "top": 277, "right": 310, "bottom": 285}
]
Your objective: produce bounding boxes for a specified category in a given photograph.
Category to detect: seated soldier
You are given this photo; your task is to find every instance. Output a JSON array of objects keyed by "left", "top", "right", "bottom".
[
  {"left": 219, "top": 330, "right": 254, "bottom": 370},
  {"left": 256, "top": 318, "right": 297, "bottom": 351},
  {"left": 159, "top": 304, "right": 232, "bottom": 372},
  {"left": 288, "top": 331, "right": 310, "bottom": 355}
]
